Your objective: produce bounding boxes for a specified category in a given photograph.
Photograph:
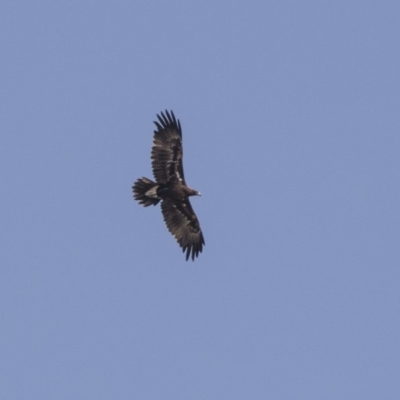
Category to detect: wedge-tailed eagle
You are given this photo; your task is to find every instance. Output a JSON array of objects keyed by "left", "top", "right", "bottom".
[{"left": 133, "top": 110, "right": 204, "bottom": 261}]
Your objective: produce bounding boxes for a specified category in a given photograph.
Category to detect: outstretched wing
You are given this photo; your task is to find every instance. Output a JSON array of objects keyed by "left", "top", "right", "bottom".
[
  {"left": 151, "top": 110, "right": 185, "bottom": 184},
  {"left": 161, "top": 199, "right": 205, "bottom": 261}
]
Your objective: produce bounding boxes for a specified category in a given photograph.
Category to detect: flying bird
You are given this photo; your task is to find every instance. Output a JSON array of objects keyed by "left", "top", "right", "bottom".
[{"left": 133, "top": 110, "right": 205, "bottom": 261}]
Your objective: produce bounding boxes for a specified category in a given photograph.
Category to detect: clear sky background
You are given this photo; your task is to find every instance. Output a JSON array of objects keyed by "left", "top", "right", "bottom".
[{"left": 1, "top": 2, "right": 399, "bottom": 399}]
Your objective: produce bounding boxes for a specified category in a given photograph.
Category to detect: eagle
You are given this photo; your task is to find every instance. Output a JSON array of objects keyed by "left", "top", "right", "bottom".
[{"left": 132, "top": 110, "right": 205, "bottom": 261}]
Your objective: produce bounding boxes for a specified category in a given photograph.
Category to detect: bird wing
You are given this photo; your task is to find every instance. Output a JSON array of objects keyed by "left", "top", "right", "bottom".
[
  {"left": 151, "top": 110, "right": 185, "bottom": 184},
  {"left": 161, "top": 199, "right": 205, "bottom": 261}
]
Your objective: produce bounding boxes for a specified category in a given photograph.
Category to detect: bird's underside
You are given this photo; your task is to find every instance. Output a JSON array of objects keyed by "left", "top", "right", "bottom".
[{"left": 132, "top": 110, "right": 204, "bottom": 261}]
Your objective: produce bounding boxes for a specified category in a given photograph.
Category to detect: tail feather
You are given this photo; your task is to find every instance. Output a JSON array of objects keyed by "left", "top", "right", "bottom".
[{"left": 132, "top": 177, "right": 160, "bottom": 207}]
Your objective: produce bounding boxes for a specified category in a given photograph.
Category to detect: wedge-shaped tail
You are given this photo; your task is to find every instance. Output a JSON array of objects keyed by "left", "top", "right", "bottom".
[{"left": 132, "top": 177, "right": 160, "bottom": 207}]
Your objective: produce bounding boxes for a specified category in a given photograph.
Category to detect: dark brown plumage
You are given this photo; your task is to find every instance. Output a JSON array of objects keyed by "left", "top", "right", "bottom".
[{"left": 133, "top": 110, "right": 204, "bottom": 261}]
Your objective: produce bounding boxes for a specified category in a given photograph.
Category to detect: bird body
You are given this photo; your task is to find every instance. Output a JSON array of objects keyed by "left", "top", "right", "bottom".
[{"left": 133, "top": 110, "right": 204, "bottom": 261}]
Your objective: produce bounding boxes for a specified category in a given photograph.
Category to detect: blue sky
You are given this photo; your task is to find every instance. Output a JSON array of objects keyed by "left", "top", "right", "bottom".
[{"left": 1, "top": 1, "right": 399, "bottom": 399}]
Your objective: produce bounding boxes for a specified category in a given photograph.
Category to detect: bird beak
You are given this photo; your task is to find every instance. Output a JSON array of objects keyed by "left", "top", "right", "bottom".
[{"left": 197, "top": 191, "right": 201, "bottom": 196}]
